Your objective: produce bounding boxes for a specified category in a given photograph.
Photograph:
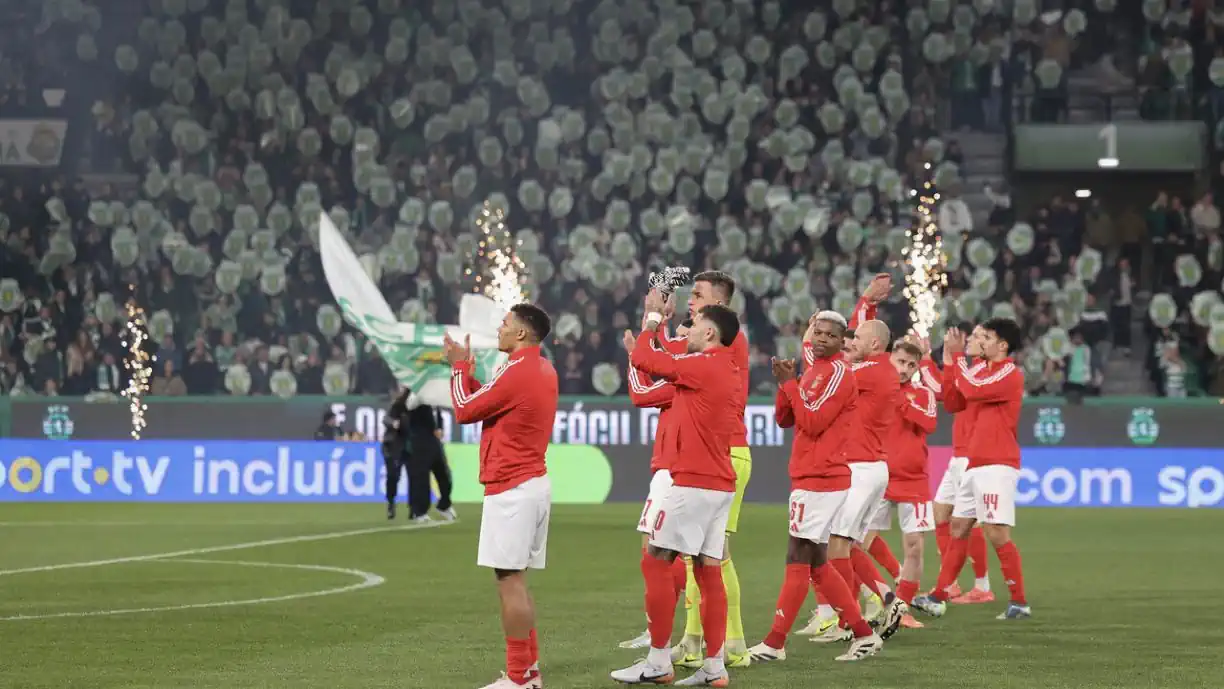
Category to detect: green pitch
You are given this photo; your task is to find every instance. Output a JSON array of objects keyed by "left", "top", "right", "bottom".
[{"left": 0, "top": 504, "right": 1220, "bottom": 689}]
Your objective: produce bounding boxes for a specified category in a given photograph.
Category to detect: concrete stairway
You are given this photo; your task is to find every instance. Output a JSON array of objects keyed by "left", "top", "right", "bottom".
[{"left": 947, "top": 130, "right": 1007, "bottom": 235}]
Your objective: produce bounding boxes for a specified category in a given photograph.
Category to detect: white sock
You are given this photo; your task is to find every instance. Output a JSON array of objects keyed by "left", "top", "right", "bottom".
[
  {"left": 817, "top": 604, "right": 835, "bottom": 618},
  {"left": 975, "top": 577, "right": 991, "bottom": 592},
  {"left": 702, "top": 652, "right": 726, "bottom": 676},
  {"left": 860, "top": 584, "right": 874, "bottom": 598},
  {"left": 647, "top": 646, "right": 672, "bottom": 669}
]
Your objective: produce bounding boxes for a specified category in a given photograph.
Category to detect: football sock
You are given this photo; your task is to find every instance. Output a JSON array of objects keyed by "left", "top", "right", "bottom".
[
  {"left": 896, "top": 578, "right": 920, "bottom": 605},
  {"left": 932, "top": 536, "right": 970, "bottom": 602},
  {"left": 683, "top": 558, "right": 703, "bottom": 637},
  {"left": 994, "top": 541, "right": 1027, "bottom": 605},
  {"left": 816, "top": 562, "right": 874, "bottom": 638},
  {"left": 693, "top": 563, "right": 728, "bottom": 660},
  {"left": 721, "top": 558, "right": 745, "bottom": 649},
  {"left": 528, "top": 628, "right": 539, "bottom": 666},
  {"left": 867, "top": 536, "right": 901, "bottom": 580},
  {"left": 505, "top": 637, "right": 532, "bottom": 685},
  {"left": 850, "top": 548, "right": 887, "bottom": 600},
  {"left": 969, "top": 527, "right": 989, "bottom": 581},
  {"left": 671, "top": 557, "right": 688, "bottom": 597},
  {"left": 935, "top": 521, "right": 951, "bottom": 557},
  {"left": 642, "top": 553, "right": 681, "bottom": 651},
  {"left": 764, "top": 564, "right": 811, "bottom": 648}
]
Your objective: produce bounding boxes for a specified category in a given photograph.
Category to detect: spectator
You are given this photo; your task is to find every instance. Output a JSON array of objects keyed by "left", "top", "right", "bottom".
[
  {"left": 151, "top": 360, "right": 188, "bottom": 396},
  {"left": 1063, "top": 330, "right": 1093, "bottom": 401},
  {"left": 1104, "top": 258, "right": 1135, "bottom": 355}
]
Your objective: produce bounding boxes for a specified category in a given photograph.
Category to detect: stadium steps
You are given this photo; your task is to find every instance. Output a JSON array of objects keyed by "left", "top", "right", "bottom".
[
  {"left": 952, "top": 131, "right": 1007, "bottom": 233},
  {"left": 1066, "top": 60, "right": 1141, "bottom": 124},
  {"left": 1102, "top": 291, "right": 1156, "bottom": 395}
]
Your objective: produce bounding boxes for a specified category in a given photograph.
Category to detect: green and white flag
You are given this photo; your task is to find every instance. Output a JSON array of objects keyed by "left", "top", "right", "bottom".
[{"left": 319, "top": 213, "right": 505, "bottom": 408}]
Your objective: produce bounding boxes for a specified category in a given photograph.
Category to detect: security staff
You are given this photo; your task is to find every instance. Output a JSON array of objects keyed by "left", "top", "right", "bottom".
[
  {"left": 382, "top": 391, "right": 412, "bottom": 519},
  {"left": 383, "top": 389, "right": 456, "bottom": 522}
]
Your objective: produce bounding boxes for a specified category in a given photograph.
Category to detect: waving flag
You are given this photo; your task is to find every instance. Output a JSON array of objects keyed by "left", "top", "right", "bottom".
[{"left": 318, "top": 213, "right": 505, "bottom": 408}]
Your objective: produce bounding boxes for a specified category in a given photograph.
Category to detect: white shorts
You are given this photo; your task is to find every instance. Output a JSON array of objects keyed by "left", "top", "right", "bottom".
[
  {"left": 952, "top": 464, "right": 1019, "bottom": 526},
  {"left": 648, "top": 485, "right": 734, "bottom": 559},
  {"left": 869, "top": 499, "right": 936, "bottom": 534},
  {"left": 934, "top": 456, "right": 970, "bottom": 505},
  {"left": 477, "top": 476, "right": 552, "bottom": 570},
  {"left": 788, "top": 489, "right": 848, "bottom": 544},
  {"left": 637, "top": 470, "right": 673, "bottom": 534},
  {"left": 831, "top": 461, "right": 889, "bottom": 543}
]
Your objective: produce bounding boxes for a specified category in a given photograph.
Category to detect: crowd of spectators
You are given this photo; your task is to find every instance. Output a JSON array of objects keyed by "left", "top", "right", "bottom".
[{"left": 2, "top": 0, "right": 1222, "bottom": 400}]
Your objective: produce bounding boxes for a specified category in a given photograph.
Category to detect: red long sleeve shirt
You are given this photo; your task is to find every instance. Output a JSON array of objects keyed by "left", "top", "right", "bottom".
[
  {"left": 659, "top": 329, "right": 750, "bottom": 447},
  {"left": 627, "top": 343, "right": 676, "bottom": 474},
  {"left": 803, "top": 296, "right": 876, "bottom": 367},
  {"left": 918, "top": 359, "right": 943, "bottom": 402},
  {"left": 949, "top": 354, "right": 1024, "bottom": 469},
  {"left": 777, "top": 355, "right": 856, "bottom": 492},
  {"left": 450, "top": 346, "right": 558, "bottom": 495},
  {"left": 885, "top": 381, "right": 938, "bottom": 502},
  {"left": 844, "top": 353, "right": 899, "bottom": 463},
  {"left": 631, "top": 332, "right": 740, "bottom": 492},
  {"left": 941, "top": 357, "right": 986, "bottom": 457}
]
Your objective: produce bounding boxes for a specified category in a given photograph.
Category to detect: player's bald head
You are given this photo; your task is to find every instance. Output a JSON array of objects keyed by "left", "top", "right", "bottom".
[{"left": 854, "top": 320, "right": 890, "bottom": 355}]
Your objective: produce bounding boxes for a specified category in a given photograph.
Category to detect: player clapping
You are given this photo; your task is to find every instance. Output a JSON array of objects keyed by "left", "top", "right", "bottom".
[
  {"left": 445, "top": 304, "right": 558, "bottom": 689},
  {"left": 610, "top": 298, "right": 744, "bottom": 687},
  {"left": 913, "top": 319, "right": 1031, "bottom": 621},
  {"left": 864, "top": 339, "right": 939, "bottom": 629},
  {"left": 747, "top": 311, "right": 884, "bottom": 664}
]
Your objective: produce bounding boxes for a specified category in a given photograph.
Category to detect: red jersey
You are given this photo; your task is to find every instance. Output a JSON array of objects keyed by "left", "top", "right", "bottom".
[
  {"left": 885, "top": 381, "right": 938, "bottom": 502},
  {"left": 941, "top": 358, "right": 986, "bottom": 457},
  {"left": 631, "top": 332, "right": 740, "bottom": 492},
  {"left": 659, "top": 328, "right": 749, "bottom": 447},
  {"left": 451, "top": 345, "right": 558, "bottom": 495},
  {"left": 776, "top": 355, "right": 856, "bottom": 492},
  {"left": 949, "top": 353, "right": 1024, "bottom": 469},
  {"left": 918, "top": 359, "right": 943, "bottom": 401},
  {"left": 803, "top": 296, "right": 876, "bottom": 367},
  {"left": 627, "top": 341, "right": 675, "bottom": 474},
  {"left": 844, "top": 353, "right": 899, "bottom": 463}
]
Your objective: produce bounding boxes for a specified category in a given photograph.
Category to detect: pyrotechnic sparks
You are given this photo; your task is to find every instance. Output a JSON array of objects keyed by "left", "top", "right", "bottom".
[
  {"left": 903, "top": 164, "right": 946, "bottom": 337},
  {"left": 466, "top": 201, "right": 527, "bottom": 309},
  {"left": 121, "top": 296, "right": 152, "bottom": 440}
]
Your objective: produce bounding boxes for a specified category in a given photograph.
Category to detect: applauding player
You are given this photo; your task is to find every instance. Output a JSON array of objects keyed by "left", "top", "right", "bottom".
[
  {"left": 866, "top": 339, "right": 939, "bottom": 628},
  {"left": 914, "top": 319, "right": 1031, "bottom": 620},
  {"left": 618, "top": 318, "right": 689, "bottom": 651},
  {"left": 748, "top": 311, "right": 884, "bottom": 664},
  {"left": 446, "top": 304, "right": 558, "bottom": 689},
  {"left": 654, "top": 271, "right": 753, "bottom": 668},
  {"left": 611, "top": 298, "right": 743, "bottom": 687}
]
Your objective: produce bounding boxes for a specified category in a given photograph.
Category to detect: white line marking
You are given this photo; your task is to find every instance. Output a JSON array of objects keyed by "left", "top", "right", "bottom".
[
  {"left": 0, "top": 520, "right": 451, "bottom": 577},
  {"left": 0, "top": 558, "right": 385, "bottom": 622}
]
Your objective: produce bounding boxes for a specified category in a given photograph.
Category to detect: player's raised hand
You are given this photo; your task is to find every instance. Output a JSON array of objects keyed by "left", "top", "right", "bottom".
[
  {"left": 771, "top": 357, "right": 797, "bottom": 382},
  {"left": 442, "top": 332, "right": 473, "bottom": 366},
  {"left": 644, "top": 288, "right": 666, "bottom": 315},
  {"left": 802, "top": 313, "right": 818, "bottom": 344},
  {"left": 622, "top": 329, "right": 636, "bottom": 353},
  {"left": 942, "top": 328, "right": 966, "bottom": 364},
  {"left": 863, "top": 273, "right": 893, "bottom": 303}
]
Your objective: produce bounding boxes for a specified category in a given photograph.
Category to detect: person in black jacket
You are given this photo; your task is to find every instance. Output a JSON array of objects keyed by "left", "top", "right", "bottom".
[{"left": 383, "top": 388, "right": 456, "bottom": 522}]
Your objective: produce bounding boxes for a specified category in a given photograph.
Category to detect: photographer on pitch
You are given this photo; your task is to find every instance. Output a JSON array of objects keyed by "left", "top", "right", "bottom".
[{"left": 382, "top": 388, "right": 456, "bottom": 522}]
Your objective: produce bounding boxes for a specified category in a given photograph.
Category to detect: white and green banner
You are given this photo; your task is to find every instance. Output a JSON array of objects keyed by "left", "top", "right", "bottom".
[{"left": 318, "top": 213, "right": 505, "bottom": 408}]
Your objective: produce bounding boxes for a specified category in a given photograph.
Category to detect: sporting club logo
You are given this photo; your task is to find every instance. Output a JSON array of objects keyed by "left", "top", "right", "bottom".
[
  {"left": 1033, "top": 407, "right": 1065, "bottom": 444},
  {"left": 1126, "top": 407, "right": 1160, "bottom": 445}
]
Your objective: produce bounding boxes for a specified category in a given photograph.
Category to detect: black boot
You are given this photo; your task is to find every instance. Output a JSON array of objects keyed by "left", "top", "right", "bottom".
[{"left": 386, "top": 502, "right": 396, "bottom": 520}]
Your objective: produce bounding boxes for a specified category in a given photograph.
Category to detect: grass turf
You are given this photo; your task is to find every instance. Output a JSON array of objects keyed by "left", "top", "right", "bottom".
[{"left": 0, "top": 503, "right": 1220, "bottom": 689}]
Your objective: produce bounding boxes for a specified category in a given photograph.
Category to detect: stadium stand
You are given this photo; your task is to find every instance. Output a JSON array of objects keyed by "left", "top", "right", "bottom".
[{"left": 2, "top": 0, "right": 1221, "bottom": 399}]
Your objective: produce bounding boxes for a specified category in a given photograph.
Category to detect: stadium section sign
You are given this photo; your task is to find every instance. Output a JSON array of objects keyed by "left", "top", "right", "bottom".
[
  {"left": 5, "top": 397, "right": 1219, "bottom": 448},
  {"left": 0, "top": 119, "right": 68, "bottom": 166},
  {"left": 1012, "top": 122, "right": 1206, "bottom": 172}
]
